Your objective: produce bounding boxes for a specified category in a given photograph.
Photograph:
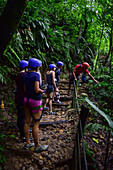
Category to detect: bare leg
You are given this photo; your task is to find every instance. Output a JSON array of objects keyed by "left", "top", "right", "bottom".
[
  {"left": 56, "top": 87, "right": 60, "bottom": 102},
  {"left": 69, "top": 82, "right": 71, "bottom": 91},
  {"left": 49, "top": 99, "right": 52, "bottom": 112},
  {"left": 24, "top": 107, "right": 32, "bottom": 144},
  {"left": 52, "top": 91, "right": 55, "bottom": 101},
  {"left": 43, "top": 97, "right": 49, "bottom": 108},
  {"left": 49, "top": 92, "right": 53, "bottom": 112},
  {"left": 32, "top": 110, "right": 42, "bottom": 148}
]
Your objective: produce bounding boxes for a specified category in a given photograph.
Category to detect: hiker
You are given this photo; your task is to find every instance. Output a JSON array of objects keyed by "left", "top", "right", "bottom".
[
  {"left": 43, "top": 64, "right": 57, "bottom": 115},
  {"left": 53, "top": 61, "right": 64, "bottom": 104},
  {"left": 23, "top": 58, "right": 49, "bottom": 152},
  {"left": 68, "top": 62, "right": 98, "bottom": 94},
  {"left": 15, "top": 60, "right": 28, "bottom": 140}
]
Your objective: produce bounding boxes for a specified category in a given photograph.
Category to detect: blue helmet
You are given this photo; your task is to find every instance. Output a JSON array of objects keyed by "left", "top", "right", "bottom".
[
  {"left": 29, "top": 58, "right": 42, "bottom": 68},
  {"left": 49, "top": 64, "right": 56, "bottom": 70},
  {"left": 19, "top": 60, "right": 28, "bottom": 68},
  {"left": 57, "top": 61, "right": 64, "bottom": 66}
]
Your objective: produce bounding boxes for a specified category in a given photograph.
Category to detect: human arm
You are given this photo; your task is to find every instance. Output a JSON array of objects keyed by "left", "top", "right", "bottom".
[
  {"left": 88, "top": 72, "right": 99, "bottom": 84},
  {"left": 52, "top": 71, "right": 57, "bottom": 91},
  {"left": 35, "top": 81, "right": 45, "bottom": 93},
  {"left": 73, "top": 69, "right": 77, "bottom": 80}
]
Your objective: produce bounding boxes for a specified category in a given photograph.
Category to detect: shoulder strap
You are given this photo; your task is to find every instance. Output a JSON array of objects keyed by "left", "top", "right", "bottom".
[{"left": 78, "top": 64, "right": 82, "bottom": 68}]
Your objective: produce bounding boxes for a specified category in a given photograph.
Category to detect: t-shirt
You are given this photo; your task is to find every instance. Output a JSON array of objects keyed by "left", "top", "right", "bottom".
[
  {"left": 55, "top": 67, "right": 61, "bottom": 82},
  {"left": 24, "top": 72, "right": 42, "bottom": 100},
  {"left": 74, "top": 64, "right": 89, "bottom": 77},
  {"left": 15, "top": 72, "right": 26, "bottom": 105},
  {"left": 46, "top": 73, "right": 53, "bottom": 85}
]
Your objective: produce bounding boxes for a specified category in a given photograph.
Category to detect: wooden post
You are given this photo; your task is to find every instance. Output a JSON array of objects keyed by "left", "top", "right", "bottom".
[{"left": 72, "top": 105, "right": 89, "bottom": 170}]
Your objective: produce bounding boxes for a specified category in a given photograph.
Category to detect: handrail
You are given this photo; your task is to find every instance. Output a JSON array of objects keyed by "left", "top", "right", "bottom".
[{"left": 73, "top": 80, "right": 88, "bottom": 170}]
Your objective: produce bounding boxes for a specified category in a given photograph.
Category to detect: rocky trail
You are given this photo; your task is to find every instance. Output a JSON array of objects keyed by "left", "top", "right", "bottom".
[
  {"left": 0, "top": 79, "right": 78, "bottom": 170},
  {"left": 0, "top": 78, "right": 113, "bottom": 170}
]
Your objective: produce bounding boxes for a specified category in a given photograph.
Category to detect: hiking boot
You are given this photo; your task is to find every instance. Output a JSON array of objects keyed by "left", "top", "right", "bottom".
[
  {"left": 20, "top": 136, "right": 25, "bottom": 141},
  {"left": 43, "top": 107, "right": 49, "bottom": 111},
  {"left": 49, "top": 111, "right": 56, "bottom": 115},
  {"left": 34, "top": 144, "right": 49, "bottom": 153},
  {"left": 24, "top": 143, "right": 34, "bottom": 150},
  {"left": 57, "top": 101, "right": 63, "bottom": 104},
  {"left": 52, "top": 101, "right": 57, "bottom": 103}
]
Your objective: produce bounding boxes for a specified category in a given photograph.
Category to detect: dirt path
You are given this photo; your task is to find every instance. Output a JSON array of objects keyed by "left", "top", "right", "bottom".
[
  {"left": 0, "top": 78, "right": 113, "bottom": 170},
  {"left": 0, "top": 79, "right": 78, "bottom": 170}
]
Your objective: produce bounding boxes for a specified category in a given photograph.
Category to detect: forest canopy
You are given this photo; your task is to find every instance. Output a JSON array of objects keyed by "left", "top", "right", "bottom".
[
  {"left": 0, "top": 0, "right": 112, "bottom": 81},
  {"left": 0, "top": 1, "right": 113, "bottom": 169}
]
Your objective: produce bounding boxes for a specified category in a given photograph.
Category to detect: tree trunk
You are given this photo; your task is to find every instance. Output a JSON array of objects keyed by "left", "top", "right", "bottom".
[
  {"left": 104, "top": 28, "right": 112, "bottom": 71},
  {"left": 94, "top": 24, "right": 104, "bottom": 71},
  {"left": 104, "top": 29, "right": 112, "bottom": 63},
  {"left": 0, "top": 0, "right": 28, "bottom": 57}
]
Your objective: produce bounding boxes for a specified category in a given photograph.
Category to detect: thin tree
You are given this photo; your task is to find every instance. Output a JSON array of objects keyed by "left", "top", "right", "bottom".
[{"left": 0, "top": 0, "right": 28, "bottom": 57}]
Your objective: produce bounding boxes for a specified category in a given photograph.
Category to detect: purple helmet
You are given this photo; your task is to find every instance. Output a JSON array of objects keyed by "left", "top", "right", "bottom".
[
  {"left": 19, "top": 60, "right": 28, "bottom": 68},
  {"left": 57, "top": 61, "right": 64, "bottom": 66},
  {"left": 29, "top": 58, "right": 42, "bottom": 68},
  {"left": 49, "top": 64, "right": 56, "bottom": 70}
]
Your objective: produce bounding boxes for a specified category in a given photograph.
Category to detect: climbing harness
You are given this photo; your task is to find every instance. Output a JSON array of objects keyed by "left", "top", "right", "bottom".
[{"left": 26, "top": 97, "right": 43, "bottom": 122}]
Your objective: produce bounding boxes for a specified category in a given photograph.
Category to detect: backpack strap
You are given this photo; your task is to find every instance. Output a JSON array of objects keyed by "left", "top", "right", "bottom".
[{"left": 78, "top": 64, "right": 82, "bottom": 69}]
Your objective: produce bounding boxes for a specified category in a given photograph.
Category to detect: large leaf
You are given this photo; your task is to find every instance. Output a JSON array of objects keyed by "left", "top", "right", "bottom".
[
  {"left": 84, "top": 97, "right": 113, "bottom": 129},
  {"left": 9, "top": 46, "right": 21, "bottom": 62}
]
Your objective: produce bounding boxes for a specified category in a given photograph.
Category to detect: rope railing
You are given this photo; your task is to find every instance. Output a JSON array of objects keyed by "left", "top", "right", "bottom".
[
  {"left": 72, "top": 80, "right": 88, "bottom": 170},
  {"left": 72, "top": 79, "right": 113, "bottom": 170}
]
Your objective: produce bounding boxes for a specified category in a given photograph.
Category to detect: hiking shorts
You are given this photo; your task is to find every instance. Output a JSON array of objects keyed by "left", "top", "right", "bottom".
[
  {"left": 23, "top": 98, "right": 43, "bottom": 113},
  {"left": 46, "top": 84, "right": 54, "bottom": 93},
  {"left": 69, "top": 73, "right": 80, "bottom": 84}
]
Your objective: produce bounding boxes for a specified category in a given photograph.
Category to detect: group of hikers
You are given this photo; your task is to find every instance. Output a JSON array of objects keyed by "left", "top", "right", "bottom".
[{"left": 15, "top": 58, "right": 98, "bottom": 153}]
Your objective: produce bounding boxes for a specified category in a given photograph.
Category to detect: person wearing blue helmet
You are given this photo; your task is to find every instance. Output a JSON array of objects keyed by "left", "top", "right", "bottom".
[
  {"left": 36, "top": 59, "right": 42, "bottom": 86},
  {"left": 53, "top": 61, "right": 64, "bottom": 104},
  {"left": 23, "top": 58, "right": 49, "bottom": 152},
  {"left": 55, "top": 61, "right": 64, "bottom": 84},
  {"left": 15, "top": 60, "right": 28, "bottom": 140},
  {"left": 43, "top": 64, "right": 57, "bottom": 114}
]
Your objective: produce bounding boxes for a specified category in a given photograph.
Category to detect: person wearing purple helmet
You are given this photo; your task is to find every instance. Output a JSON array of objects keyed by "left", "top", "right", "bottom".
[
  {"left": 43, "top": 64, "right": 57, "bottom": 114},
  {"left": 23, "top": 58, "right": 49, "bottom": 152},
  {"left": 53, "top": 61, "right": 64, "bottom": 104},
  {"left": 36, "top": 59, "right": 42, "bottom": 86},
  {"left": 15, "top": 60, "right": 28, "bottom": 140}
]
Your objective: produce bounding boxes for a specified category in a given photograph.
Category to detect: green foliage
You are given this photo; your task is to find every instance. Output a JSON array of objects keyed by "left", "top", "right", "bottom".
[
  {"left": 84, "top": 97, "right": 113, "bottom": 129},
  {"left": 0, "top": 0, "right": 113, "bottom": 82},
  {"left": 0, "top": 133, "right": 6, "bottom": 168},
  {"left": 84, "top": 123, "right": 112, "bottom": 134},
  {"left": 83, "top": 140, "right": 95, "bottom": 161},
  {"left": 89, "top": 67, "right": 113, "bottom": 111},
  {"left": 0, "top": 66, "right": 10, "bottom": 84},
  {"left": 0, "top": 0, "right": 7, "bottom": 15}
]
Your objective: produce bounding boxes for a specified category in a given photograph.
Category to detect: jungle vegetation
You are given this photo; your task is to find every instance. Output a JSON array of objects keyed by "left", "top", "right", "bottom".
[{"left": 0, "top": 0, "right": 113, "bottom": 168}]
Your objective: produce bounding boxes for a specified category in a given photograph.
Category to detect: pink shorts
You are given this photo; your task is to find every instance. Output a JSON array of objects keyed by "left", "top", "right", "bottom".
[{"left": 24, "top": 97, "right": 43, "bottom": 113}]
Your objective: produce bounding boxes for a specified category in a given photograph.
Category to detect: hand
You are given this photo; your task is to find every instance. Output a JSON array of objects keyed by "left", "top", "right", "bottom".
[
  {"left": 54, "top": 87, "right": 58, "bottom": 92},
  {"left": 43, "top": 90, "right": 46, "bottom": 93},
  {"left": 95, "top": 80, "right": 99, "bottom": 84}
]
